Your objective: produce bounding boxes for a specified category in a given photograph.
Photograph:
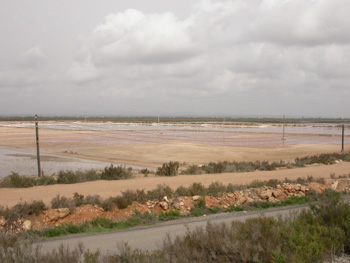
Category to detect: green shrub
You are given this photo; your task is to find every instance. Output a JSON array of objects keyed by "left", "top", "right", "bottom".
[
  {"left": 196, "top": 199, "right": 206, "bottom": 209},
  {"left": 122, "top": 189, "right": 147, "bottom": 204},
  {"left": 84, "top": 194, "right": 102, "bottom": 206},
  {"left": 36, "top": 175, "right": 57, "bottom": 186},
  {"left": 156, "top": 161, "right": 179, "bottom": 176},
  {"left": 188, "top": 182, "right": 206, "bottom": 196},
  {"left": 44, "top": 227, "right": 63, "bottom": 238},
  {"left": 73, "top": 192, "right": 84, "bottom": 207},
  {"left": 158, "top": 210, "right": 181, "bottom": 221},
  {"left": 248, "top": 201, "right": 272, "bottom": 209},
  {"left": 208, "top": 207, "right": 221, "bottom": 214},
  {"left": 190, "top": 208, "right": 204, "bottom": 217},
  {"left": 181, "top": 164, "right": 202, "bottom": 175},
  {"left": 310, "top": 190, "right": 350, "bottom": 253},
  {"left": 100, "top": 197, "right": 115, "bottom": 211},
  {"left": 115, "top": 196, "right": 132, "bottom": 209},
  {"left": 91, "top": 217, "right": 118, "bottom": 229},
  {"left": 227, "top": 205, "right": 244, "bottom": 212},
  {"left": 57, "top": 171, "right": 78, "bottom": 184},
  {"left": 100, "top": 165, "right": 132, "bottom": 180},
  {"left": 206, "top": 181, "right": 226, "bottom": 197},
  {"left": 175, "top": 186, "right": 191, "bottom": 197},
  {"left": 8, "top": 173, "right": 35, "bottom": 188},
  {"left": 282, "top": 210, "right": 345, "bottom": 262},
  {"left": 140, "top": 169, "right": 150, "bottom": 176},
  {"left": 202, "top": 161, "right": 227, "bottom": 173},
  {"left": 0, "top": 200, "right": 47, "bottom": 220},
  {"left": 146, "top": 184, "right": 174, "bottom": 201},
  {"left": 51, "top": 195, "right": 75, "bottom": 212}
]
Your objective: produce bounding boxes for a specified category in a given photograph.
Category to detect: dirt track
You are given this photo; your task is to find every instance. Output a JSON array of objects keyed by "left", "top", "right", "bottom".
[{"left": 1, "top": 162, "right": 350, "bottom": 208}]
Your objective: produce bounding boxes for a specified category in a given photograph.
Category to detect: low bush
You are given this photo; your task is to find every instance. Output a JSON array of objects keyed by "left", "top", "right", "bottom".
[
  {"left": 100, "top": 165, "right": 132, "bottom": 180},
  {"left": 227, "top": 205, "right": 244, "bottom": 212},
  {"left": 158, "top": 210, "right": 181, "bottom": 221},
  {"left": 51, "top": 195, "right": 76, "bottom": 212},
  {"left": 146, "top": 184, "right": 174, "bottom": 201},
  {"left": 0, "top": 200, "right": 47, "bottom": 220},
  {"left": 140, "top": 169, "right": 150, "bottom": 176},
  {"left": 188, "top": 182, "right": 206, "bottom": 196},
  {"left": 91, "top": 217, "right": 118, "bottom": 229},
  {"left": 175, "top": 186, "right": 191, "bottom": 197},
  {"left": 181, "top": 164, "right": 202, "bottom": 175},
  {"left": 57, "top": 171, "right": 78, "bottom": 184},
  {"left": 156, "top": 161, "right": 179, "bottom": 176},
  {"left": 206, "top": 181, "right": 226, "bottom": 197},
  {"left": 121, "top": 189, "right": 148, "bottom": 204},
  {"left": 114, "top": 196, "right": 132, "bottom": 209},
  {"left": 6, "top": 173, "right": 35, "bottom": 188},
  {"left": 36, "top": 175, "right": 56, "bottom": 186}
]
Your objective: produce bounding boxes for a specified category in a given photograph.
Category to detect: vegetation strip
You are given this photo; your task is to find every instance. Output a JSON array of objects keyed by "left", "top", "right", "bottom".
[
  {"left": 1, "top": 191, "right": 350, "bottom": 262},
  {"left": 1, "top": 151, "right": 350, "bottom": 188}
]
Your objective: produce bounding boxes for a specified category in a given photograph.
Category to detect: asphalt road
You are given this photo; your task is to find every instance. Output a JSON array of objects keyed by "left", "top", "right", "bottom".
[{"left": 36, "top": 205, "right": 308, "bottom": 254}]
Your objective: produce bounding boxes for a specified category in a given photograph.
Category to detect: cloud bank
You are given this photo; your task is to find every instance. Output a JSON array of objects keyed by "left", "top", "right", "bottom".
[{"left": 1, "top": 0, "right": 350, "bottom": 117}]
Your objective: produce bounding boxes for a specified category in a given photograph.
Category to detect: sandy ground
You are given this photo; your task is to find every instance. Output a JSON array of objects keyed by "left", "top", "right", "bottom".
[
  {"left": 1, "top": 162, "right": 350, "bottom": 208},
  {"left": 0, "top": 124, "right": 346, "bottom": 169},
  {"left": 0, "top": 121, "right": 348, "bottom": 207}
]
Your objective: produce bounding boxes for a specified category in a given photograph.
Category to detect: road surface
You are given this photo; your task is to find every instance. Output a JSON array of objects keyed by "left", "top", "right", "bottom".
[{"left": 36, "top": 205, "right": 308, "bottom": 254}]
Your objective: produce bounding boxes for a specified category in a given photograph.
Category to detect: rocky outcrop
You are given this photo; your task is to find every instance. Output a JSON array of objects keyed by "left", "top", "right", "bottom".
[
  {"left": 1, "top": 179, "right": 346, "bottom": 234},
  {"left": 308, "top": 182, "right": 328, "bottom": 194},
  {"left": 44, "top": 208, "right": 70, "bottom": 222}
]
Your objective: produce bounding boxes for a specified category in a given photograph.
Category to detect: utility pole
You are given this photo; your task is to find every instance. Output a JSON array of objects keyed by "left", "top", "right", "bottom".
[
  {"left": 35, "top": 115, "right": 41, "bottom": 178},
  {"left": 342, "top": 124, "right": 345, "bottom": 153},
  {"left": 282, "top": 115, "right": 286, "bottom": 146}
]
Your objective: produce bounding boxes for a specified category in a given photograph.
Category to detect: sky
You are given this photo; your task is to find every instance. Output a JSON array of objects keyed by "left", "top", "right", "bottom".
[{"left": 0, "top": 0, "right": 349, "bottom": 118}]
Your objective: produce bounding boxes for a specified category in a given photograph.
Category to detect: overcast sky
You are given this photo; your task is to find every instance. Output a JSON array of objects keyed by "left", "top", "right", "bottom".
[{"left": 0, "top": 0, "right": 349, "bottom": 118}]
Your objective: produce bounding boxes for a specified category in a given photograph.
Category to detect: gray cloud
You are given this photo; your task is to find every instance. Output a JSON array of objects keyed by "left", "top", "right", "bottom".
[{"left": 1, "top": 0, "right": 350, "bottom": 117}]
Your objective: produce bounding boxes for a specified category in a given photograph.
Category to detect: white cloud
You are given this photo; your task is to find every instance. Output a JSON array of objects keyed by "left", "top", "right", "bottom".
[
  {"left": 68, "top": 56, "right": 101, "bottom": 83},
  {"left": 86, "top": 9, "right": 198, "bottom": 66},
  {"left": 3, "top": 0, "right": 346, "bottom": 116},
  {"left": 19, "top": 45, "right": 46, "bottom": 69}
]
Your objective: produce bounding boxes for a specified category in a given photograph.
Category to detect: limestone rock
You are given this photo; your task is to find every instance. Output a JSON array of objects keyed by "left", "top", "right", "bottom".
[
  {"left": 160, "top": 201, "right": 169, "bottom": 211},
  {"left": 192, "top": 195, "right": 200, "bottom": 201},
  {"left": 331, "top": 181, "right": 339, "bottom": 191},
  {"left": 0, "top": 216, "right": 5, "bottom": 227},
  {"left": 259, "top": 189, "right": 273, "bottom": 199},
  {"left": 308, "top": 182, "right": 328, "bottom": 194},
  {"left": 45, "top": 208, "right": 70, "bottom": 222},
  {"left": 235, "top": 195, "right": 247, "bottom": 206},
  {"left": 22, "top": 220, "right": 32, "bottom": 231}
]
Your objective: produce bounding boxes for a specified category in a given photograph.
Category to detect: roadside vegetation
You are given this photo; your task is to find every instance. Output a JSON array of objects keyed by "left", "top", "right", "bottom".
[
  {"left": 1, "top": 152, "right": 349, "bottom": 188},
  {"left": 181, "top": 152, "right": 350, "bottom": 175},
  {"left": 0, "top": 172, "right": 342, "bottom": 238},
  {"left": 0, "top": 165, "right": 133, "bottom": 188},
  {"left": 1, "top": 190, "right": 350, "bottom": 262}
]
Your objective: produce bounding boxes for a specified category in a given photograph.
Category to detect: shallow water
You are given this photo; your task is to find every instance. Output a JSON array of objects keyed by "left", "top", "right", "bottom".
[
  {"left": 0, "top": 148, "right": 128, "bottom": 178},
  {"left": 1, "top": 121, "right": 348, "bottom": 136}
]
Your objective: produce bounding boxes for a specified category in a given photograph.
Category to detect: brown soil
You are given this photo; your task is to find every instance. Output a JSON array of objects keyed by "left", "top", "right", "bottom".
[
  {"left": 0, "top": 122, "right": 349, "bottom": 208},
  {"left": 1, "top": 162, "right": 350, "bottom": 208},
  {"left": 0, "top": 124, "right": 345, "bottom": 168}
]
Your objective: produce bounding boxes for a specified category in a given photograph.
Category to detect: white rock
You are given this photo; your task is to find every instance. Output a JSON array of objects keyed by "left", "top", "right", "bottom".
[
  {"left": 332, "top": 181, "right": 339, "bottom": 190},
  {"left": 192, "top": 195, "right": 200, "bottom": 201},
  {"left": 22, "top": 220, "right": 32, "bottom": 231}
]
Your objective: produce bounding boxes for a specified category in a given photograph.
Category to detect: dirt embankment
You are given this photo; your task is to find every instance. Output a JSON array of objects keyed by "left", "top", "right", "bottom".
[{"left": 1, "top": 162, "right": 350, "bottom": 208}]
